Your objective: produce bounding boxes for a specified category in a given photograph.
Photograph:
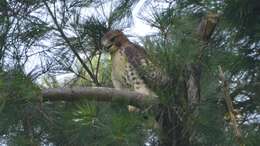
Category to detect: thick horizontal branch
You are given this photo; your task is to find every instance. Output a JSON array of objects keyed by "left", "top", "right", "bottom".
[{"left": 42, "top": 87, "right": 158, "bottom": 108}]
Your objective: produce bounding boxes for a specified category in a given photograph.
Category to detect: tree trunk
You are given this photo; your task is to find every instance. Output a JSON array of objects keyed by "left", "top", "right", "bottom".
[
  {"left": 156, "top": 64, "right": 201, "bottom": 146},
  {"left": 157, "top": 12, "right": 219, "bottom": 146}
]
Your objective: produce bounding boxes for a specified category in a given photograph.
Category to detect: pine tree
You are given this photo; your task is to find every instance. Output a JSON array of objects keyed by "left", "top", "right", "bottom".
[{"left": 0, "top": 0, "right": 259, "bottom": 146}]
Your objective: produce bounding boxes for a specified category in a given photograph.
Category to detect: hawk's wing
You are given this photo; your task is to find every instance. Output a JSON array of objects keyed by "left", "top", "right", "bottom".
[{"left": 123, "top": 43, "right": 170, "bottom": 90}]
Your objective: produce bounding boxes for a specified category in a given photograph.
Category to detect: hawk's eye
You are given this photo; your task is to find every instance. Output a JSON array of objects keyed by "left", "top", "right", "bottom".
[{"left": 110, "top": 36, "right": 117, "bottom": 42}]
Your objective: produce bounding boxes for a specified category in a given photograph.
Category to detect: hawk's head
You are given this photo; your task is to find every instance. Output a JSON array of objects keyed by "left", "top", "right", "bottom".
[{"left": 101, "top": 30, "right": 128, "bottom": 53}]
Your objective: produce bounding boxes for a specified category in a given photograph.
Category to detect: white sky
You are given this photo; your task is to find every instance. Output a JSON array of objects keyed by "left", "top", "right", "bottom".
[{"left": 128, "top": 0, "right": 158, "bottom": 36}]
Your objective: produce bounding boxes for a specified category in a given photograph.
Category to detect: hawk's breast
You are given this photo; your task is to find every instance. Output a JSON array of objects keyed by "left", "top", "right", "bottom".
[
  {"left": 111, "top": 49, "right": 128, "bottom": 87},
  {"left": 111, "top": 49, "right": 155, "bottom": 96}
]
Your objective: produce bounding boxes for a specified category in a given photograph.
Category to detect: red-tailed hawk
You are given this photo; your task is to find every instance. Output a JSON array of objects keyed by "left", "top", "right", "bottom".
[{"left": 101, "top": 30, "right": 170, "bottom": 109}]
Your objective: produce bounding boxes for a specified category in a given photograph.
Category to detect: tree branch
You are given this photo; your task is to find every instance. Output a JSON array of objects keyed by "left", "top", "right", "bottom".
[
  {"left": 42, "top": 87, "right": 158, "bottom": 109},
  {"left": 42, "top": 0, "right": 100, "bottom": 86},
  {"left": 218, "top": 66, "right": 244, "bottom": 146}
]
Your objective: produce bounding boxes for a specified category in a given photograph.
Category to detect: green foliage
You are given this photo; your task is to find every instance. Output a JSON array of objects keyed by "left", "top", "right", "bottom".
[
  {"left": 19, "top": 23, "right": 50, "bottom": 42},
  {"left": 0, "top": 70, "right": 42, "bottom": 145},
  {"left": 34, "top": 101, "right": 147, "bottom": 146},
  {"left": 0, "top": 70, "right": 40, "bottom": 107},
  {"left": 223, "top": 0, "right": 260, "bottom": 40},
  {"left": 0, "top": 0, "right": 259, "bottom": 145},
  {"left": 142, "top": 0, "right": 259, "bottom": 145}
]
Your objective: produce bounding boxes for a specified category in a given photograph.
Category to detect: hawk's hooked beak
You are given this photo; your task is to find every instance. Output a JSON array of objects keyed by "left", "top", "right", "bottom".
[
  {"left": 101, "top": 34, "right": 120, "bottom": 52},
  {"left": 101, "top": 39, "right": 113, "bottom": 52},
  {"left": 105, "top": 44, "right": 113, "bottom": 50}
]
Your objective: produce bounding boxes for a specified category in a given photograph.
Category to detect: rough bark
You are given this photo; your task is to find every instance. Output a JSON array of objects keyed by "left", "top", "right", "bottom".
[{"left": 184, "top": 64, "right": 201, "bottom": 112}]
